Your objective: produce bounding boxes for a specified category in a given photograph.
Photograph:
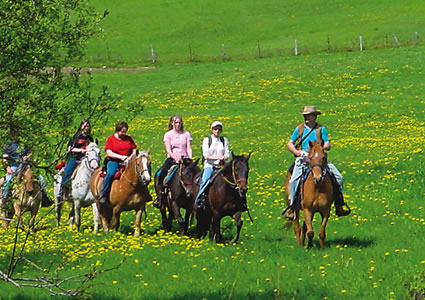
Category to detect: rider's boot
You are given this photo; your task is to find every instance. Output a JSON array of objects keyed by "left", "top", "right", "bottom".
[
  {"left": 334, "top": 191, "right": 351, "bottom": 217},
  {"left": 153, "top": 185, "right": 165, "bottom": 208}
]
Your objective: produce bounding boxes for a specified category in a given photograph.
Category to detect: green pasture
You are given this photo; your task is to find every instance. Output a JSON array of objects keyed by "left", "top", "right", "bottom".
[
  {"left": 1, "top": 47, "right": 425, "bottom": 299},
  {"left": 84, "top": 0, "right": 425, "bottom": 65}
]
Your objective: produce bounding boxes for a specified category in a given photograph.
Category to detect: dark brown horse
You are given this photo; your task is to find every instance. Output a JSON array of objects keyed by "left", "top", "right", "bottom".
[
  {"left": 284, "top": 141, "right": 333, "bottom": 248},
  {"left": 154, "top": 158, "right": 200, "bottom": 235},
  {"left": 195, "top": 152, "right": 251, "bottom": 243},
  {"left": 90, "top": 151, "right": 152, "bottom": 236},
  {"left": 0, "top": 164, "right": 42, "bottom": 231}
]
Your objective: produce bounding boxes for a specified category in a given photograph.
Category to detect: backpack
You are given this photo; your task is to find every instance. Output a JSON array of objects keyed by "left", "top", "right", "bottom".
[{"left": 294, "top": 123, "right": 322, "bottom": 150}]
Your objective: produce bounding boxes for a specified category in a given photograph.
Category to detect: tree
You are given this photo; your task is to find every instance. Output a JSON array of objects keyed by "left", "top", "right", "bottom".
[{"left": 0, "top": 0, "right": 116, "bottom": 165}]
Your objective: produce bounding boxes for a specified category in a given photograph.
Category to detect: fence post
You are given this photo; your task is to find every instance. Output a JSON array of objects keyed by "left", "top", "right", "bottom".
[
  {"left": 359, "top": 36, "right": 363, "bottom": 51},
  {"left": 414, "top": 32, "right": 419, "bottom": 46},
  {"left": 294, "top": 39, "right": 298, "bottom": 56},
  {"left": 151, "top": 45, "right": 156, "bottom": 63},
  {"left": 392, "top": 34, "right": 400, "bottom": 46},
  {"left": 257, "top": 40, "right": 262, "bottom": 58},
  {"left": 189, "top": 43, "right": 193, "bottom": 61}
]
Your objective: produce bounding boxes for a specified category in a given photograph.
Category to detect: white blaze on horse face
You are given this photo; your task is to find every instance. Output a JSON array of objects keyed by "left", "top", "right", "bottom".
[{"left": 141, "top": 156, "right": 151, "bottom": 182}]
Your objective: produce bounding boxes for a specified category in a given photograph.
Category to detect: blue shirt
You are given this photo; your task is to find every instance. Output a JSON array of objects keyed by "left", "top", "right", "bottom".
[{"left": 290, "top": 124, "right": 329, "bottom": 151}]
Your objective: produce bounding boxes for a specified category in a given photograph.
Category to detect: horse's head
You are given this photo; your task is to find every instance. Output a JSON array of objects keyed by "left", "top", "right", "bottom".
[
  {"left": 179, "top": 158, "right": 200, "bottom": 197},
  {"left": 308, "top": 141, "right": 327, "bottom": 184},
  {"left": 135, "top": 150, "right": 151, "bottom": 186},
  {"left": 84, "top": 142, "right": 101, "bottom": 170},
  {"left": 228, "top": 152, "right": 251, "bottom": 198}
]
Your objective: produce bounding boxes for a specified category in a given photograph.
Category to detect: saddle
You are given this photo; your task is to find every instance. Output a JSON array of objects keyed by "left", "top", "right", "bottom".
[
  {"left": 99, "top": 165, "right": 125, "bottom": 180},
  {"left": 55, "top": 160, "right": 82, "bottom": 181},
  {"left": 162, "top": 164, "right": 179, "bottom": 186}
]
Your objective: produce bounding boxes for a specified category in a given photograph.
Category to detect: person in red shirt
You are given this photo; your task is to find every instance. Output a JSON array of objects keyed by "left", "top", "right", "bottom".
[{"left": 99, "top": 121, "right": 137, "bottom": 204}]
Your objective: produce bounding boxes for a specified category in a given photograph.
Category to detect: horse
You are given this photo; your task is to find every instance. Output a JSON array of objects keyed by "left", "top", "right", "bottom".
[
  {"left": 89, "top": 151, "right": 152, "bottom": 236},
  {"left": 283, "top": 141, "right": 333, "bottom": 248},
  {"left": 154, "top": 158, "right": 200, "bottom": 235},
  {"left": 0, "top": 164, "right": 43, "bottom": 231},
  {"left": 195, "top": 152, "right": 251, "bottom": 243},
  {"left": 54, "top": 142, "right": 101, "bottom": 232}
]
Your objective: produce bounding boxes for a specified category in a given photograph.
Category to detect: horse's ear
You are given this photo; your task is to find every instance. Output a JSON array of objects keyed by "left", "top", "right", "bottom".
[
  {"left": 321, "top": 139, "right": 324, "bottom": 147},
  {"left": 95, "top": 138, "right": 99, "bottom": 145},
  {"left": 309, "top": 140, "right": 314, "bottom": 148},
  {"left": 231, "top": 151, "right": 235, "bottom": 158},
  {"left": 194, "top": 158, "right": 200, "bottom": 165},
  {"left": 246, "top": 152, "right": 252, "bottom": 160}
]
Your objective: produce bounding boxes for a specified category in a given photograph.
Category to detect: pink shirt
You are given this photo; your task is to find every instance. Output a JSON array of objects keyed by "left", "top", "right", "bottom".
[{"left": 163, "top": 130, "right": 192, "bottom": 159}]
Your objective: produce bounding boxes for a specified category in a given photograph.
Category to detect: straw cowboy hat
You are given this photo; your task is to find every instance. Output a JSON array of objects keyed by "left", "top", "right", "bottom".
[{"left": 300, "top": 105, "right": 322, "bottom": 115}]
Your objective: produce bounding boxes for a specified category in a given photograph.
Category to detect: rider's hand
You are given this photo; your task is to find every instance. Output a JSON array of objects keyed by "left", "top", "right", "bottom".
[{"left": 299, "top": 151, "right": 308, "bottom": 158}]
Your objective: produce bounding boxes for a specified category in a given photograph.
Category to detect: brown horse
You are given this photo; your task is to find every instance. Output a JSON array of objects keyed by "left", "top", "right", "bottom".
[
  {"left": 89, "top": 151, "right": 152, "bottom": 236},
  {"left": 195, "top": 152, "right": 251, "bottom": 243},
  {"left": 284, "top": 141, "right": 333, "bottom": 248},
  {"left": 154, "top": 158, "right": 200, "bottom": 235},
  {"left": 0, "top": 164, "right": 42, "bottom": 231}
]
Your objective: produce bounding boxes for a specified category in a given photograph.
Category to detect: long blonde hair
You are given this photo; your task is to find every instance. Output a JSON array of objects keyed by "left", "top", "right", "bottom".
[{"left": 167, "top": 115, "right": 184, "bottom": 131}]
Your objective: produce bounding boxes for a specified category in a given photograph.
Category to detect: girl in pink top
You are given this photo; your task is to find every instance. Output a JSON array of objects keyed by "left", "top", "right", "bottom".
[{"left": 154, "top": 115, "right": 192, "bottom": 207}]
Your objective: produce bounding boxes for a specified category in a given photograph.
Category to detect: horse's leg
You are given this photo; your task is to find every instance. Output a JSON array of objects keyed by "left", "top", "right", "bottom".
[
  {"left": 69, "top": 204, "right": 75, "bottom": 231},
  {"left": 293, "top": 218, "right": 302, "bottom": 246},
  {"left": 55, "top": 196, "right": 62, "bottom": 227},
  {"left": 134, "top": 207, "right": 143, "bottom": 237},
  {"left": 303, "top": 209, "right": 314, "bottom": 249},
  {"left": 301, "top": 221, "right": 307, "bottom": 246},
  {"left": 111, "top": 206, "right": 121, "bottom": 232},
  {"left": 318, "top": 211, "right": 330, "bottom": 249},
  {"left": 183, "top": 207, "right": 192, "bottom": 236},
  {"left": 230, "top": 211, "right": 243, "bottom": 244},
  {"left": 212, "top": 215, "right": 222, "bottom": 243},
  {"left": 92, "top": 203, "right": 99, "bottom": 233},
  {"left": 74, "top": 200, "right": 82, "bottom": 232},
  {"left": 171, "top": 200, "right": 185, "bottom": 235},
  {"left": 159, "top": 205, "right": 170, "bottom": 232}
]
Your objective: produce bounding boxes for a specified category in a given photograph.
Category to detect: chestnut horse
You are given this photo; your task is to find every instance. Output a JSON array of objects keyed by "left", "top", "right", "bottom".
[
  {"left": 0, "top": 164, "right": 42, "bottom": 231},
  {"left": 154, "top": 158, "right": 200, "bottom": 235},
  {"left": 89, "top": 151, "right": 152, "bottom": 236},
  {"left": 195, "top": 152, "right": 251, "bottom": 243},
  {"left": 284, "top": 141, "right": 333, "bottom": 248}
]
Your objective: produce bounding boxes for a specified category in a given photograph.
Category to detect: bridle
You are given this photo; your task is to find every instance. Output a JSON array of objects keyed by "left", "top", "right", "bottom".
[
  {"left": 222, "top": 160, "right": 248, "bottom": 198},
  {"left": 135, "top": 155, "right": 151, "bottom": 186},
  {"left": 178, "top": 160, "right": 195, "bottom": 196},
  {"left": 83, "top": 146, "right": 100, "bottom": 171}
]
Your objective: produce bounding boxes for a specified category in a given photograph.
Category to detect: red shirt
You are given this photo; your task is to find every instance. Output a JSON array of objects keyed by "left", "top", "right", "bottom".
[{"left": 105, "top": 135, "right": 137, "bottom": 156}]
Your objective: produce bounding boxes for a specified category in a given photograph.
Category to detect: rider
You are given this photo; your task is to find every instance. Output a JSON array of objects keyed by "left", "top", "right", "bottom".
[
  {"left": 57, "top": 119, "right": 93, "bottom": 201},
  {"left": 1, "top": 131, "right": 33, "bottom": 205},
  {"left": 285, "top": 105, "right": 350, "bottom": 219},
  {"left": 99, "top": 121, "right": 137, "bottom": 204},
  {"left": 153, "top": 115, "right": 192, "bottom": 208},
  {"left": 195, "top": 121, "right": 230, "bottom": 210}
]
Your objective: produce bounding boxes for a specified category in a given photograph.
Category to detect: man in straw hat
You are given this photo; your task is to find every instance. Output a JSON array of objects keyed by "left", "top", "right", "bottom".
[{"left": 285, "top": 105, "right": 350, "bottom": 219}]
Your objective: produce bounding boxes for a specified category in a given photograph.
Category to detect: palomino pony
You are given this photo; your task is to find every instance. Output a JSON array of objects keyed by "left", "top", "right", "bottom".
[
  {"left": 90, "top": 151, "right": 152, "bottom": 236},
  {"left": 54, "top": 142, "right": 101, "bottom": 232},
  {"left": 154, "top": 158, "right": 200, "bottom": 235},
  {"left": 195, "top": 152, "right": 251, "bottom": 243},
  {"left": 0, "top": 164, "right": 42, "bottom": 231},
  {"left": 284, "top": 141, "right": 333, "bottom": 248}
]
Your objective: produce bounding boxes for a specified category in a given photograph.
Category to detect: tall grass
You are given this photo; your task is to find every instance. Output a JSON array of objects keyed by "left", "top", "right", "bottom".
[
  {"left": 1, "top": 47, "right": 424, "bottom": 299},
  {"left": 83, "top": 0, "right": 425, "bottom": 65}
]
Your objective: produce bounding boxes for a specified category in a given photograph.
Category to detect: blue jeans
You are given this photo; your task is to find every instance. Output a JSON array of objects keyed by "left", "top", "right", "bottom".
[
  {"left": 100, "top": 160, "right": 120, "bottom": 197},
  {"left": 195, "top": 167, "right": 214, "bottom": 204},
  {"left": 61, "top": 157, "right": 78, "bottom": 184},
  {"left": 2, "top": 165, "right": 19, "bottom": 199}
]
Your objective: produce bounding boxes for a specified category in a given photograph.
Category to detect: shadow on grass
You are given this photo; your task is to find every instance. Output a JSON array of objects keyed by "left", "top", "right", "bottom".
[{"left": 323, "top": 236, "right": 376, "bottom": 248}]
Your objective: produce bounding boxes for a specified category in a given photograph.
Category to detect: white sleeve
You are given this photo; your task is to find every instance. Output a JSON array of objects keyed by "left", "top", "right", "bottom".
[
  {"left": 224, "top": 137, "right": 231, "bottom": 158},
  {"left": 202, "top": 137, "right": 209, "bottom": 159}
]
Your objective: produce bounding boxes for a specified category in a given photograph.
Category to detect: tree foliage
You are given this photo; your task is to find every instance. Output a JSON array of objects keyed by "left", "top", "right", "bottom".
[{"left": 0, "top": 0, "right": 116, "bottom": 166}]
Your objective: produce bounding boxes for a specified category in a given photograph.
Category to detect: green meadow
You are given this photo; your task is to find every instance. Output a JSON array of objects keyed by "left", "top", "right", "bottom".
[
  {"left": 85, "top": 0, "right": 425, "bottom": 65},
  {"left": 1, "top": 46, "right": 424, "bottom": 299}
]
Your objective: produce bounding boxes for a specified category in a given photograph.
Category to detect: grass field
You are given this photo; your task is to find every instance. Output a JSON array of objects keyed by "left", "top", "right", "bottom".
[
  {"left": 83, "top": 0, "right": 425, "bottom": 65},
  {"left": 1, "top": 46, "right": 424, "bottom": 299}
]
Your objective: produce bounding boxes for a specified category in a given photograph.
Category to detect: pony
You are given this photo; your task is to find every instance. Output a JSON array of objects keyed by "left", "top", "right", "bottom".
[
  {"left": 89, "top": 151, "right": 152, "bottom": 236},
  {"left": 0, "top": 164, "right": 43, "bottom": 231},
  {"left": 284, "top": 141, "right": 333, "bottom": 248},
  {"left": 54, "top": 142, "right": 101, "bottom": 232},
  {"left": 154, "top": 158, "right": 200, "bottom": 235},
  {"left": 195, "top": 152, "right": 251, "bottom": 243}
]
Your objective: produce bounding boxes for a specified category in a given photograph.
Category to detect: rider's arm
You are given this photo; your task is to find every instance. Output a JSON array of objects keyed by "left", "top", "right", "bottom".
[
  {"left": 323, "top": 141, "right": 331, "bottom": 151},
  {"left": 287, "top": 140, "right": 302, "bottom": 157},
  {"left": 186, "top": 139, "right": 193, "bottom": 159},
  {"left": 164, "top": 133, "right": 178, "bottom": 162},
  {"left": 106, "top": 149, "right": 127, "bottom": 161}
]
